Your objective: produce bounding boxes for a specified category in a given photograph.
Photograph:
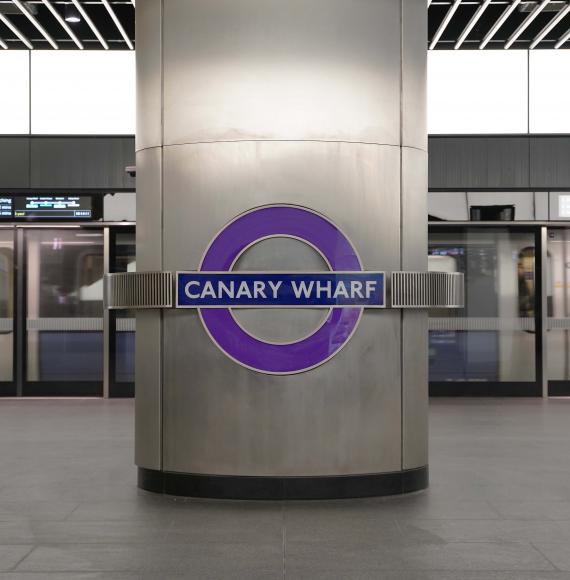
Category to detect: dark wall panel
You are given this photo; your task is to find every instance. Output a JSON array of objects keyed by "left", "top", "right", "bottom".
[
  {"left": 30, "top": 137, "right": 135, "bottom": 190},
  {"left": 428, "top": 137, "right": 488, "bottom": 190},
  {"left": 530, "top": 137, "right": 570, "bottom": 190},
  {"left": 0, "top": 137, "right": 30, "bottom": 190},
  {"left": 486, "top": 137, "right": 529, "bottom": 189},
  {"left": 2, "top": 134, "right": 570, "bottom": 192},
  {"left": 429, "top": 135, "right": 570, "bottom": 191},
  {"left": 0, "top": 136, "right": 135, "bottom": 191}
]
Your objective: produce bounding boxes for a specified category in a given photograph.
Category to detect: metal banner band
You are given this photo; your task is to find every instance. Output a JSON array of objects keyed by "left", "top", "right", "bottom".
[{"left": 105, "top": 271, "right": 463, "bottom": 310}]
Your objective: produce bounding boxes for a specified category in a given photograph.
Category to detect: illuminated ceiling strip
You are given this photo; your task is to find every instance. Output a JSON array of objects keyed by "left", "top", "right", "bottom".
[
  {"left": 455, "top": 0, "right": 492, "bottom": 48},
  {"left": 428, "top": 0, "right": 433, "bottom": 6},
  {"left": 555, "top": 24, "right": 570, "bottom": 46},
  {"left": 532, "top": 2, "right": 570, "bottom": 47},
  {"left": 0, "top": 37, "right": 7, "bottom": 49},
  {"left": 12, "top": 0, "right": 58, "bottom": 49},
  {"left": 101, "top": 0, "right": 133, "bottom": 49},
  {"left": 131, "top": 0, "right": 135, "bottom": 6},
  {"left": 429, "top": 0, "right": 462, "bottom": 49},
  {"left": 0, "top": 13, "right": 33, "bottom": 49},
  {"left": 505, "top": 0, "right": 552, "bottom": 48},
  {"left": 480, "top": 0, "right": 522, "bottom": 48},
  {"left": 70, "top": 0, "right": 108, "bottom": 49},
  {"left": 40, "top": 0, "right": 83, "bottom": 49}
]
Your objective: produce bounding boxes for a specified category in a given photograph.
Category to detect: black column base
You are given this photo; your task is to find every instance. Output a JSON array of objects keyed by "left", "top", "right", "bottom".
[{"left": 138, "top": 466, "right": 428, "bottom": 500}]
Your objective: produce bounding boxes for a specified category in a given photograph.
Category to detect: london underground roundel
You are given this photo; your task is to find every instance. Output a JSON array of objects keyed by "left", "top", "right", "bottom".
[{"left": 176, "top": 205, "right": 385, "bottom": 374}]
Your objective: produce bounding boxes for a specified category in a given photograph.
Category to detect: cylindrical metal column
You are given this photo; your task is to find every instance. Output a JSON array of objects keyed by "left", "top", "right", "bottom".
[{"left": 135, "top": 0, "right": 428, "bottom": 499}]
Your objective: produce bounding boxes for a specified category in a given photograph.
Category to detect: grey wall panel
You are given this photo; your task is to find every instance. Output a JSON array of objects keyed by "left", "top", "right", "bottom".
[
  {"left": 428, "top": 136, "right": 530, "bottom": 191},
  {"left": 428, "top": 137, "right": 488, "bottom": 190},
  {"left": 486, "top": 137, "right": 529, "bottom": 189},
  {"left": 136, "top": 0, "right": 162, "bottom": 152},
  {"left": 428, "top": 135, "right": 570, "bottom": 191},
  {"left": 428, "top": 192, "right": 468, "bottom": 220},
  {"left": 162, "top": 0, "right": 401, "bottom": 146},
  {"left": 401, "top": 146, "right": 428, "bottom": 469},
  {"left": 0, "top": 137, "right": 29, "bottom": 189},
  {"left": 134, "top": 145, "right": 163, "bottom": 470},
  {"left": 402, "top": 0, "right": 427, "bottom": 152},
  {"left": 530, "top": 137, "right": 570, "bottom": 189},
  {"left": 161, "top": 141, "right": 403, "bottom": 476},
  {"left": 30, "top": 137, "right": 135, "bottom": 190}
]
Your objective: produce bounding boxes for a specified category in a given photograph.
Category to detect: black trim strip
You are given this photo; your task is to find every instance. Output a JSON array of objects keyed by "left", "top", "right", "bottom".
[
  {"left": 548, "top": 381, "right": 570, "bottom": 397},
  {"left": 138, "top": 466, "right": 428, "bottom": 500},
  {"left": 430, "top": 381, "right": 541, "bottom": 397},
  {"left": 23, "top": 381, "right": 102, "bottom": 397}
]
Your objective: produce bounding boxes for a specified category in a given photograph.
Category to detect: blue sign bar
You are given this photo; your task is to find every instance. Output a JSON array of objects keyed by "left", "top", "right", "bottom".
[{"left": 177, "top": 272, "right": 385, "bottom": 308}]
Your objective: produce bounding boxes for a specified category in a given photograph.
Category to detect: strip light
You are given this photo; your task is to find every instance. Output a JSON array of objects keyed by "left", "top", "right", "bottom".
[
  {"left": 70, "top": 0, "right": 108, "bottom": 49},
  {"left": 41, "top": 0, "right": 83, "bottom": 49},
  {"left": 455, "top": 0, "right": 493, "bottom": 48},
  {"left": 430, "top": 0, "right": 462, "bottom": 49},
  {"left": 531, "top": 2, "right": 570, "bottom": 48},
  {"left": 555, "top": 25, "right": 570, "bottom": 47},
  {"left": 505, "top": 0, "right": 552, "bottom": 48},
  {"left": 480, "top": 0, "right": 522, "bottom": 48},
  {"left": 11, "top": 0, "right": 58, "bottom": 49},
  {"left": 0, "top": 38, "right": 7, "bottom": 49},
  {"left": 101, "top": 0, "right": 133, "bottom": 49},
  {"left": 0, "top": 12, "right": 33, "bottom": 49}
]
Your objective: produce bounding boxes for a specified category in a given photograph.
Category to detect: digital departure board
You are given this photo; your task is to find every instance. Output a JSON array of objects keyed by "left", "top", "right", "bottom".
[{"left": 0, "top": 196, "right": 98, "bottom": 221}]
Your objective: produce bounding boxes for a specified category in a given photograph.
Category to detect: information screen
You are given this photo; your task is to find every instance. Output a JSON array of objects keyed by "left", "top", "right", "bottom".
[{"left": 0, "top": 196, "right": 95, "bottom": 220}]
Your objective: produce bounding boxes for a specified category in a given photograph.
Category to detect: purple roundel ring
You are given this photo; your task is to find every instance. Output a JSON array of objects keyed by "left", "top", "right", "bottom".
[{"left": 199, "top": 205, "right": 363, "bottom": 374}]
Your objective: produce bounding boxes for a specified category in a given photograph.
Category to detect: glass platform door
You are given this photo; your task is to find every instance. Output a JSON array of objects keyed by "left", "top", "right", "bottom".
[
  {"left": 109, "top": 228, "right": 135, "bottom": 397},
  {"left": 428, "top": 226, "right": 541, "bottom": 396},
  {"left": 0, "top": 227, "right": 15, "bottom": 396},
  {"left": 546, "top": 228, "right": 570, "bottom": 396},
  {"left": 23, "top": 228, "right": 104, "bottom": 396}
]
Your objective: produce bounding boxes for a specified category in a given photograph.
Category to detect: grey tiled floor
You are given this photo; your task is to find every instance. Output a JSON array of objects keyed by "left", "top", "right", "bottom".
[{"left": 0, "top": 398, "right": 569, "bottom": 579}]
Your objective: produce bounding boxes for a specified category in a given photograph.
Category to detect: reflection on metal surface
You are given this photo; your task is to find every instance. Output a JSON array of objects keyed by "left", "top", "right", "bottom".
[
  {"left": 429, "top": 317, "right": 535, "bottom": 331},
  {"left": 392, "top": 271, "right": 464, "bottom": 308},
  {"left": 106, "top": 272, "right": 172, "bottom": 309}
]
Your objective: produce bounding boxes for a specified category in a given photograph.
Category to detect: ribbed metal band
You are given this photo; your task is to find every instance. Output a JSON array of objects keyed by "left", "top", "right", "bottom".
[
  {"left": 106, "top": 272, "right": 173, "bottom": 309},
  {"left": 27, "top": 318, "right": 104, "bottom": 331},
  {"left": 0, "top": 318, "right": 13, "bottom": 332},
  {"left": 391, "top": 271, "right": 464, "bottom": 309},
  {"left": 105, "top": 271, "right": 464, "bottom": 309},
  {"left": 429, "top": 317, "right": 535, "bottom": 331},
  {"left": 547, "top": 318, "right": 570, "bottom": 330}
]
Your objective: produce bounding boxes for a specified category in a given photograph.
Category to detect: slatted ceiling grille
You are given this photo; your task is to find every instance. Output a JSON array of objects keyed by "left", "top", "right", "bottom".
[
  {"left": 0, "top": 0, "right": 135, "bottom": 50},
  {"left": 429, "top": 0, "right": 570, "bottom": 49},
  {"left": 106, "top": 271, "right": 172, "bottom": 309},
  {"left": 391, "top": 271, "right": 464, "bottom": 308},
  {"left": 1, "top": 1, "right": 570, "bottom": 50}
]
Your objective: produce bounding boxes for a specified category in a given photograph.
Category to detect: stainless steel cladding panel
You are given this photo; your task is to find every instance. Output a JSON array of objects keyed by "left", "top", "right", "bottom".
[
  {"left": 135, "top": 0, "right": 429, "bottom": 496},
  {"left": 161, "top": 0, "right": 401, "bottom": 146},
  {"left": 162, "top": 142, "right": 402, "bottom": 475}
]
